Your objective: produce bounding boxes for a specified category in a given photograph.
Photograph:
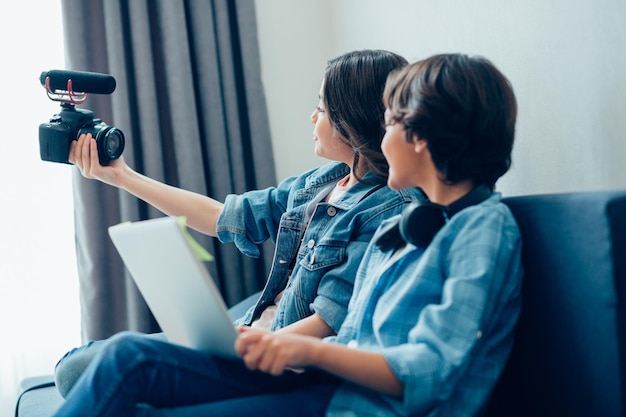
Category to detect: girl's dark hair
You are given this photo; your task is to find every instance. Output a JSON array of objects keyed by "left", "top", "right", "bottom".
[
  {"left": 383, "top": 53, "right": 517, "bottom": 189},
  {"left": 323, "top": 49, "right": 408, "bottom": 182}
]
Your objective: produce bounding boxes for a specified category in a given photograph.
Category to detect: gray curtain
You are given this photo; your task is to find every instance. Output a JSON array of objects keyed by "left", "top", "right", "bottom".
[{"left": 60, "top": 0, "right": 276, "bottom": 342}]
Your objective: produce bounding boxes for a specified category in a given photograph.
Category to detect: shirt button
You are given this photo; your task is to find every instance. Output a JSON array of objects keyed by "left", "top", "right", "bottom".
[
  {"left": 476, "top": 330, "right": 483, "bottom": 339},
  {"left": 307, "top": 239, "right": 315, "bottom": 248},
  {"left": 327, "top": 206, "right": 337, "bottom": 217},
  {"left": 347, "top": 340, "right": 358, "bottom": 349}
]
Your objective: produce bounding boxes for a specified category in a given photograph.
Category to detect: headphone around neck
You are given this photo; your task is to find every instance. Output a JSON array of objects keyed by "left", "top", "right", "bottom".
[{"left": 376, "top": 184, "right": 492, "bottom": 251}]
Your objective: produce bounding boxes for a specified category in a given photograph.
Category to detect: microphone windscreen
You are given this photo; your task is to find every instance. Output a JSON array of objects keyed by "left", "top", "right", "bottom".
[{"left": 40, "top": 70, "right": 117, "bottom": 94}]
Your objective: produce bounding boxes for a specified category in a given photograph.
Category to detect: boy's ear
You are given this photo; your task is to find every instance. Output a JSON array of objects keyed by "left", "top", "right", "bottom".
[{"left": 413, "top": 136, "right": 427, "bottom": 153}]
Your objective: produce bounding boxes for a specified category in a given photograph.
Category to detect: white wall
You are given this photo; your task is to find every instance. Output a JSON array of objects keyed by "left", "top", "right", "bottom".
[
  {"left": 0, "top": 2, "right": 81, "bottom": 415},
  {"left": 254, "top": 1, "right": 334, "bottom": 179},
  {"left": 255, "top": 0, "right": 626, "bottom": 196}
]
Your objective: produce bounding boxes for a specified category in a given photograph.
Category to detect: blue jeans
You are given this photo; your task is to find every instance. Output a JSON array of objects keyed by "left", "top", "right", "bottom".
[{"left": 53, "top": 331, "right": 339, "bottom": 417}]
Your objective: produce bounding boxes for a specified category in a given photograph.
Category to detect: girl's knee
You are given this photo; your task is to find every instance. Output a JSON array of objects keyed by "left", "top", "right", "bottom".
[
  {"left": 105, "top": 331, "right": 150, "bottom": 352},
  {"left": 103, "top": 331, "right": 165, "bottom": 363}
]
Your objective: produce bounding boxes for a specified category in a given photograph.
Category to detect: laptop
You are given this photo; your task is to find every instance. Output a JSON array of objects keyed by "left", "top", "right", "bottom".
[{"left": 108, "top": 216, "right": 239, "bottom": 358}]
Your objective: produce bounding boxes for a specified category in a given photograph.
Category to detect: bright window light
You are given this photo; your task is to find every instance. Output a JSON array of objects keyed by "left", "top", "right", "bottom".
[{"left": 0, "top": 1, "right": 81, "bottom": 414}]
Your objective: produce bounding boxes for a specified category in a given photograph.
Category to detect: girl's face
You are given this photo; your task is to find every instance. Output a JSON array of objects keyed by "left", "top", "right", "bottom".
[
  {"left": 310, "top": 81, "right": 353, "bottom": 166},
  {"left": 381, "top": 110, "right": 423, "bottom": 190}
]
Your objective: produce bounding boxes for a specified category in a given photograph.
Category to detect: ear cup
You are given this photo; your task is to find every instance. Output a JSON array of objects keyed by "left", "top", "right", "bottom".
[{"left": 398, "top": 203, "right": 446, "bottom": 248}]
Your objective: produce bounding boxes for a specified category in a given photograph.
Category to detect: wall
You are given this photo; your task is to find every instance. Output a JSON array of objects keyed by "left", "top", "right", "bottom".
[
  {"left": 254, "top": 0, "right": 626, "bottom": 196},
  {"left": 254, "top": 1, "right": 335, "bottom": 179},
  {"left": 0, "top": 2, "right": 81, "bottom": 415}
]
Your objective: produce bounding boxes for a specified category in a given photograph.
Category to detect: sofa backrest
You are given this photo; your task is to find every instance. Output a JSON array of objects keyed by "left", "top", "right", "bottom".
[{"left": 484, "top": 190, "right": 626, "bottom": 417}]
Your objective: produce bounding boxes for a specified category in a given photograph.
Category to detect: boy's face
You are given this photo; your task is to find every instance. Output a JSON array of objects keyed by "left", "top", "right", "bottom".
[{"left": 382, "top": 110, "right": 422, "bottom": 190}]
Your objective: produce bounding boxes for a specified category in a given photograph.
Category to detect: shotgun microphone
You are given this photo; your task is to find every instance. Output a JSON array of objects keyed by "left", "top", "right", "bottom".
[{"left": 39, "top": 70, "right": 117, "bottom": 94}]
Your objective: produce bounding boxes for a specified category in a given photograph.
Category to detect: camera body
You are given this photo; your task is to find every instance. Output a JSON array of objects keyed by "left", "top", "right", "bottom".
[{"left": 39, "top": 103, "right": 125, "bottom": 166}]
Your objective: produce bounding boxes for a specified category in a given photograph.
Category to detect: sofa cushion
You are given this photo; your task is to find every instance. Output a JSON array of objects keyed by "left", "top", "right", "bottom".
[{"left": 485, "top": 190, "right": 626, "bottom": 417}]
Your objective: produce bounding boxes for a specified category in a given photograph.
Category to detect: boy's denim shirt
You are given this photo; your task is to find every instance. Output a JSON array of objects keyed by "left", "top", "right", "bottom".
[{"left": 216, "top": 162, "right": 425, "bottom": 332}]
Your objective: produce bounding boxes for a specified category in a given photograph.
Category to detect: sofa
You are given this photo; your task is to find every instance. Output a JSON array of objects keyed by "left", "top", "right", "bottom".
[{"left": 15, "top": 189, "right": 626, "bottom": 417}]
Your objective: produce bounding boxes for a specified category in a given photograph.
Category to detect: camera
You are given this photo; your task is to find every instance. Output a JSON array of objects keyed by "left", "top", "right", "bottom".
[
  {"left": 39, "top": 104, "right": 125, "bottom": 165},
  {"left": 38, "top": 69, "right": 125, "bottom": 166}
]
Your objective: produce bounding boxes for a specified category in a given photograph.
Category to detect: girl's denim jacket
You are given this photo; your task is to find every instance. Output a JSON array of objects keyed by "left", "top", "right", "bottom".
[{"left": 216, "top": 162, "right": 424, "bottom": 332}]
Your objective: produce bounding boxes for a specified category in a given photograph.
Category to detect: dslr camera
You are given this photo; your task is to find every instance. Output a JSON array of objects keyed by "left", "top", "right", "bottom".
[{"left": 38, "top": 70, "right": 125, "bottom": 166}]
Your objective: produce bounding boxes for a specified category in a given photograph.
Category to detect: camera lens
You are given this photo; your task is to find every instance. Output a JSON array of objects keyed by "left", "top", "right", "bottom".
[
  {"left": 96, "top": 126, "right": 125, "bottom": 163},
  {"left": 77, "top": 121, "right": 126, "bottom": 166},
  {"left": 102, "top": 128, "right": 124, "bottom": 158}
]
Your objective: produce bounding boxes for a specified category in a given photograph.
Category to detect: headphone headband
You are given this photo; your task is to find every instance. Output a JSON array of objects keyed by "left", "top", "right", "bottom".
[
  {"left": 376, "top": 184, "right": 492, "bottom": 251},
  {"left": 445, "top": 184, "right": 492, "bottom": 217}
]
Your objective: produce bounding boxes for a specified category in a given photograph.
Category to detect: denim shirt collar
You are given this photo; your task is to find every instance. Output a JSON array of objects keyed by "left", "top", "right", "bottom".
[{"left": 305, "top": 162, "right": 387, "bottom": 210}]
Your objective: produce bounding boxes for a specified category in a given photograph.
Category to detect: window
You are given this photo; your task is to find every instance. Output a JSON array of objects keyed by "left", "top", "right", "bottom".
[{"left": 0, "top": 2, "right": 81, "bottom": 414}]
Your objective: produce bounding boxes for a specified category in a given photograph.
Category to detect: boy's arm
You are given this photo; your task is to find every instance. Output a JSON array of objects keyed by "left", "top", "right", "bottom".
[{"left": 235, "top": 327, "right": 403, "bottom": 397}]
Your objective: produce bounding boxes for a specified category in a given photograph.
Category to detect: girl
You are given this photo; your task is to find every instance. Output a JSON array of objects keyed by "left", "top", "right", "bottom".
[{"left": 54, "top": 49, "right": 423, "bottom": 398}]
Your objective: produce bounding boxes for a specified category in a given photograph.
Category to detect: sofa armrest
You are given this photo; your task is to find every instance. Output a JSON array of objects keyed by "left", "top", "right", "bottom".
[{"left": 15, "top": 376, "right": 62, "bottom": 417}]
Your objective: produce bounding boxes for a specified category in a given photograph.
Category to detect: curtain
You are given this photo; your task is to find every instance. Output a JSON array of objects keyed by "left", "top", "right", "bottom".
[{"left": 60, "top": 0, "right": 276, "bottom": 342}]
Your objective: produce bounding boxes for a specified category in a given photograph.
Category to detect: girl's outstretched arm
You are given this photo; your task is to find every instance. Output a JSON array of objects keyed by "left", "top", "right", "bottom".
[{"left": 69, "top": 133, "right": 224, "bottom": 236}]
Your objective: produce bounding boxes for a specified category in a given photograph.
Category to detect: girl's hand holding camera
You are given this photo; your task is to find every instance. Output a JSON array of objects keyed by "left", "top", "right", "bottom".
[{"left": 69, "top": 133, "right": 126, "bottom": 187}]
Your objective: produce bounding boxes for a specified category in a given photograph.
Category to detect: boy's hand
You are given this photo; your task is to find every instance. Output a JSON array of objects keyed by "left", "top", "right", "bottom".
[{"left": 235, "top": 326, "right": 318, "bottom": 375}]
